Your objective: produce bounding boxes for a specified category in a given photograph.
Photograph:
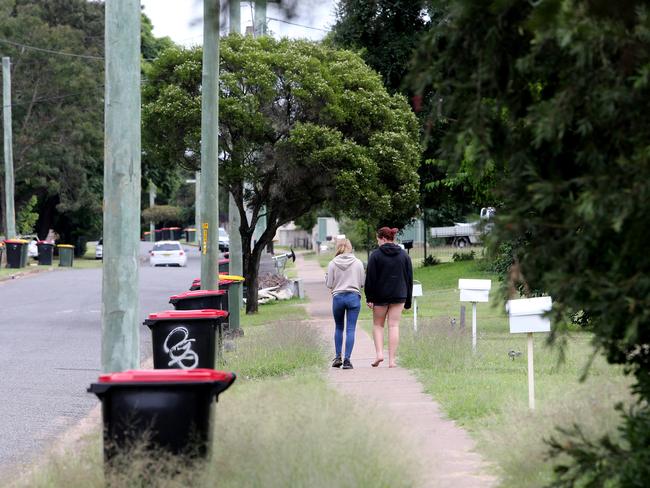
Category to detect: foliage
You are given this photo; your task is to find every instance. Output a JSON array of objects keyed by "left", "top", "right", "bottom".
[
  {"left": 143, "top": 36, "right": 421, "bottom": 312},
  {"left": 338, "top": 216, "right": 373, "bottom": 251},
  {"left": 16, "top": 195, "right": 38, "bottom": 235},
  {"left": 548, "top": 404, "right": 650, "bottom": 488},
  {"left": 409, "top": 0, "right": 650, "bottom": 483},
  {"left": 422, "top": 254, "right": 440, "bottom": 267},
  {"left": 141, "top": 205, "right": 182, "bottom": 226},
  {"left": 329, "top": 0, "right": 430, "bottom": 93},
  {"left": 452, "top": 251, "right": 474, "bottom": 262}
]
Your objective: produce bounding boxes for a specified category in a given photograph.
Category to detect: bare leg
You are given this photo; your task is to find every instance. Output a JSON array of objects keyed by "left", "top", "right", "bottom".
[
  {"left": 372, "top": 305, "right": 388, "bottom": 367},
  {"left": 387, "top": 303, "right": 405, "bottom": 367}
]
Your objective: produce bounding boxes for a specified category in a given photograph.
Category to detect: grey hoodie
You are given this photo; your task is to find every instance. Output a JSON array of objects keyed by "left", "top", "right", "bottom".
[{"left": 326, "top": 253, "right": 365, "bottom": 296}]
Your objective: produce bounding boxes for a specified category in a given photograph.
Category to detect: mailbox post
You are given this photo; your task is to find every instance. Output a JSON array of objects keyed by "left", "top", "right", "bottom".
[
  {"left": 412, "top": 280, "right": 423, "bottom": 332},
  {"left": 506, "top": 296, "right": 552, "bottom": 410},
  {"left": 458, "top": 279, "right": 491, "bottom": 352}
]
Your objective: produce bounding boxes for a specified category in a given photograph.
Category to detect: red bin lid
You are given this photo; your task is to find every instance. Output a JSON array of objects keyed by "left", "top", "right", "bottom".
[
  {"left": 97, "top": 368, "right": 234, "bottom": 384},
  {"left": 169, "top": 290, "right": 226, "bottom": 300},
  {"left": 219, "top": 259, "right": 230, "bottom": 264},
  {"left": 169, "top": 227, "right": 181, "bottom": 230},
  {"left": 147, "top": 309, "right": 228, "bottom": 320},
  {"left": 192, "top": 279, "right": 234, "bottom": 285}
]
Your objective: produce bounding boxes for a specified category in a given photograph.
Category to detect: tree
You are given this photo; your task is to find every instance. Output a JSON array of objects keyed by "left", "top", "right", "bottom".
[
  {"left": 409, "top": 0, "right": 650, "bottom": 483},
  {"left": 143, "top": 35, "right": 421, "bottom": 312}
]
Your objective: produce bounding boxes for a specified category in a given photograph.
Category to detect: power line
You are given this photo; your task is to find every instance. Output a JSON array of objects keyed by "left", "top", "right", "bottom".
[
  {"left": 266, "top": 17, "right": 330, "bottom": 33},
  {"left": 0, "top": 37, "right": 103, "bottom": 60}
]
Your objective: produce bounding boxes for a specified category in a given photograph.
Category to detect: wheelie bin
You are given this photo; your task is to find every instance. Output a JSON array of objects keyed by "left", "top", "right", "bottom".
[
  {"left": 57, "top": 244, "right": 74, "bottom": 267},
  {"left": 144, "top": 309, "right": 229, "bottom": 370},
  {"left": 88, "top": 368, "right": 236, "bottom": 460},
  {"left": 36, "top": 241, "right": 54, "bottom": 265},
  {"left": 170, "top": 289, "right": 228, "bottom": 313},
  {"left": 184, "top": 228, "right": 196, "bottom": 242},
  {"left": 3, "top": 239, "right": 28, "bottom": 268},
  {"left": 170, "top": 227, "right": 182, "bottom": 240}
]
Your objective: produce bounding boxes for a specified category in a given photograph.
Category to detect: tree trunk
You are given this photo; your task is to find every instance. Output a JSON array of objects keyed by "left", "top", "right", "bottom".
[{"left": 245, "top": 243, "right": 265, "bottom": 314}]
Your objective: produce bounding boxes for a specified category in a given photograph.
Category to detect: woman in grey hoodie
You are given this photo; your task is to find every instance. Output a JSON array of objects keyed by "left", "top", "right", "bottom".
[{"left": 326, "top": 239, "right": 365, "bottom": 369}]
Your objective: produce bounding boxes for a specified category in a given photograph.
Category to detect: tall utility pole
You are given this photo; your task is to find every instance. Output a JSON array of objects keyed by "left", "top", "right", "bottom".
[
  {"left": 148, "top": 181, "right": 156, "bottom": 243},
  {"left": 228, "top": 0, "right": 243, "bottom": 334},
  {"left": 102, "top": 0, "right": 141, "bottom": 373},
  {"left": 254, "top": 0, "right": 267, "bottom": 37},
  {"left": 2, "top": 57, "right": 16, "bottom": 239},
  {"left": 200, "top": 0, "right": 220, "bottom": 292},
  {"left": 195, "top": 171, "right": 201, "bottom": 243}
]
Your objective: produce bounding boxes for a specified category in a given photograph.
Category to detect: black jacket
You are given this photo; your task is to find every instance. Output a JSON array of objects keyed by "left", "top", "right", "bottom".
[{"left": 364, "top": 243, "right": 413, "bottom": 309}]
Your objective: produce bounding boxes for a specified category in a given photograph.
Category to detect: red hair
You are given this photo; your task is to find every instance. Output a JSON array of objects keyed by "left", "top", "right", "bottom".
[{"left": 377, "top": 227, "right": 398, "bottom": 241}]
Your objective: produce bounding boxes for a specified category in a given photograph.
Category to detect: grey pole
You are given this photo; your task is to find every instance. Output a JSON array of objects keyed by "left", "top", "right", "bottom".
[
  {"left": 149, "top": 181, "right": 156, "bottom": 243},
  {"left": 2, "top": 57, "right": 16, "bottom": 239},
  {"left": 227, "top": 0, "right": 243, "bottom": 334},
  {"left": 254, "top": 0, "right": 267, "bottom": 37},
  {"left": 195, "top": 171, "right": 201, "bottom": 243},
  {"left": 101, "top": 0, "right": 141, "bottom": 373},
  {"left": 200, "top": 0, "right": 220, "bottom": 292},
  {"left": 229, "top": 0, "right": 241, "bottom": 34}
]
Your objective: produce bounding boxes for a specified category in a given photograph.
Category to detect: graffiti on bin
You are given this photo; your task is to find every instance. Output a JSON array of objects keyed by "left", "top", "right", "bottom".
[{"left": 164, "top": 326, "right": 199, "bottom": 369}]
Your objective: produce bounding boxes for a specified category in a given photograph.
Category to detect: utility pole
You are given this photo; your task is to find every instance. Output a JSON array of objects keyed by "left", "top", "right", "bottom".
[
  {"left": 195, "top": 171, "right": 201, "bottom": 243},
  {"left": 148, "top": 181, "right": 156, "bottom": 243},
  {"left": 2, "top": 57, "right": 16, "bottom": 239},
  {"left": 200, "top": 0, "right": 220, "bottom": 292},
  {"left": 102, "top": 0, "right": 141, "bottom": 373},
  {"left": 254, "top": 0, "right": 267, "bottom": 37},
  {"left": 228, "top": 0, "right": 243, "bottom": 334}
]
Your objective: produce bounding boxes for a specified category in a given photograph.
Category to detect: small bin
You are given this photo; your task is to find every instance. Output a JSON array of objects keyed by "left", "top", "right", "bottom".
[
  {"left": 154, "top": 229, "right": 163, "bottom": 242},
  {"left": 218, "top": 258, "right": 229, "bottom": 273},
  {"left": 169, "top": 227, "right": 182, "bottom": 240},
  {"left": 88, "top": 368, "right": 236, "bottom": 460},
  {"left": 57, "top": 244, "right": 74, "bottom": 267},
  {"left": 143, "top": 231, "right": 151, "bottom": 241},
  {"left": 144, "top": 309, "right": 229, "bottom": 370},
  {"left": 184, "top": 228, "right": 196, "bottom": 242},
  {"left": 36, "top": 241, "right": 54, "bottom": 265},
  {"left": 190, "top": 275, "right": 244, "bottom": 292},
  {"left": 3, "top": 239, "right": 28, "bottom": 268},
  {"left": 161, "top": 228, "right": 172, "bottom": 240},
  {"left": 170, "top": 289, "right": 228, "bottom": 313}
]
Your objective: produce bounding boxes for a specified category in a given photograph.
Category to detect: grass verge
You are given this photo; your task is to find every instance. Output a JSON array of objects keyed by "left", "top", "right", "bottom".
[
  {"left": 394, "top": 260, "right": 632, "bottom": 487},
  {"left": 240, "top": 297, "right": 309, "bottom": 327},
  {"left": 14, "top": 314, "right": 420, "bottom": 488}
]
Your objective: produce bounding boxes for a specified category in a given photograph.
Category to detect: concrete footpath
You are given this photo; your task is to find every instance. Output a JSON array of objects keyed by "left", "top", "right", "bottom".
[{"left": 297, "top": 255, "right": 497, "bottom": 488}]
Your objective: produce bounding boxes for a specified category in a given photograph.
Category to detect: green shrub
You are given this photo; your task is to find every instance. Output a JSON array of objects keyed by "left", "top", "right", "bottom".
[
  {"left": 452, "top": 250, "right": 475, "bottom": 262},
  {"left": 423, "top": 254, "right": 440, "bottom": 267}
]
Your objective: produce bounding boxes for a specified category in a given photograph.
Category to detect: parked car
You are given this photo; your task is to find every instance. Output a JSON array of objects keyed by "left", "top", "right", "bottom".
[
  {"left": 95, "top": 238, "right": 103, "bottom": 260},
  {"left": 219, "top": 227, "right": 229, "bottom": 252},
  {"left": 149, "top": 241, "right": 187, "bottom": 267}
]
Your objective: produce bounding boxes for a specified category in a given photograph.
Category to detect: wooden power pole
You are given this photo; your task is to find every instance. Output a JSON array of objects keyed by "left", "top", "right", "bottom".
[
  {"left": 2, "top": 57, "right": 16, "bottom": 239},
  {"left": 200, "top": 0, "right": 220, "bottom": 292},
  {"left": 102, "top": 0, "right": 141, "bottom": 373}
]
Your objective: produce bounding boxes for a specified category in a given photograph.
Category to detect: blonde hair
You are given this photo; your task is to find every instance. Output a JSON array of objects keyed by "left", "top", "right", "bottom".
[{"left": 335, "top": 238, "right": 353, "bottom": 256}]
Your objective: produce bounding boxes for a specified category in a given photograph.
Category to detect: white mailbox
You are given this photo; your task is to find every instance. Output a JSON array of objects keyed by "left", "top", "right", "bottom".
[
  {"left": 413, "top": 281, "right": 423, "bottom": 297},
  {"left": 506, "top": 296, "right": 552, "bottom": 334},
  {"left": 458, "top": 279, "right": 492, "bottom": 303}
]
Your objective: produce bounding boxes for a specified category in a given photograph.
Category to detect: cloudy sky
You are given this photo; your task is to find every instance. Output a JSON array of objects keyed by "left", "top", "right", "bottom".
[{"left": 140, "top": 0, "right": 338, "bottom": 45}]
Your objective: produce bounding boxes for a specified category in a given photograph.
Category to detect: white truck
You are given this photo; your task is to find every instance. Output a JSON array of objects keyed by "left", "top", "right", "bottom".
[{"left": 429, "top": 207, "right": 495, "bottom": 248}]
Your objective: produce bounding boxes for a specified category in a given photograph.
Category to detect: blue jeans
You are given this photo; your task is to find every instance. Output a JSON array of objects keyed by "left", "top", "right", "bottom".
[{"left": 332, "top": 292, "right": 361, "bottom": 360}]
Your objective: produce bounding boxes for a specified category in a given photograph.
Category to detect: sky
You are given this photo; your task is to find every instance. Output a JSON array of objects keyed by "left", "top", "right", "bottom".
[{"left": 140, "top": 0, "right": 338, "bottom": 45}]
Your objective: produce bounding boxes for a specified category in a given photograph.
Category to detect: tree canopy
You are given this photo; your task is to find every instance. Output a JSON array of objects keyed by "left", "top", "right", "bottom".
[
  {"left": 409, "top": 0, "right": 650, "bottom": 483},
  {"left": 143, "top": 35, "right": 421, "bottom": 312}
]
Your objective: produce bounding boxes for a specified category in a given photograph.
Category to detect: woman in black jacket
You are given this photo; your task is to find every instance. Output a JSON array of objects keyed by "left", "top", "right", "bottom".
[{"left": 364, "top": 227, "right": 413, "bottom": 368}]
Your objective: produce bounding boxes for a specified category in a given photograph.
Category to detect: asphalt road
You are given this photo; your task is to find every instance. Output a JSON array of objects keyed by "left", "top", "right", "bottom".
[{"left": 0, "top": 242, "right": 202, "bottom": 476}]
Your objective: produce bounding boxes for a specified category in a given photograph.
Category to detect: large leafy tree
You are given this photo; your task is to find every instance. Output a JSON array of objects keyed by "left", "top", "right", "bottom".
[
  {"left": 410, "top": 0, "right": 650, "bottom": 483},
  {"left": 330, "top": 0, "right": 490, "bottom": 225},
  {"left": 0, "top": 0, "right": 104, "bottom": 245},
  {"left": 143, "top": 35, "right": 420, "bottom": 312}
]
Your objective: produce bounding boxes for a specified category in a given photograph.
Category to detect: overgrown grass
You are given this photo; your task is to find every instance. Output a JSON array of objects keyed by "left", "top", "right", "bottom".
[
  {"left": 395, "top": 260, "right": 632, "bottom": 487},
  {"left": 240, "top": 297, "right": 309, "bottom": 327},
  {"left": 14, "top": 309, "right": 420, "bottom": 488}
]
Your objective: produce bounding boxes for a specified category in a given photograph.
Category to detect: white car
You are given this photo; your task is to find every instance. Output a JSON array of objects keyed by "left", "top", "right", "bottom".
[
  {"left": 149, "top": 241, "right": 187, "bottom": 267},
  {"left": 219, "top": 227, "right": 229, "bottom": 251},
  {"left": 95, "top": 238, "right": 103, "bottom": 260}
]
